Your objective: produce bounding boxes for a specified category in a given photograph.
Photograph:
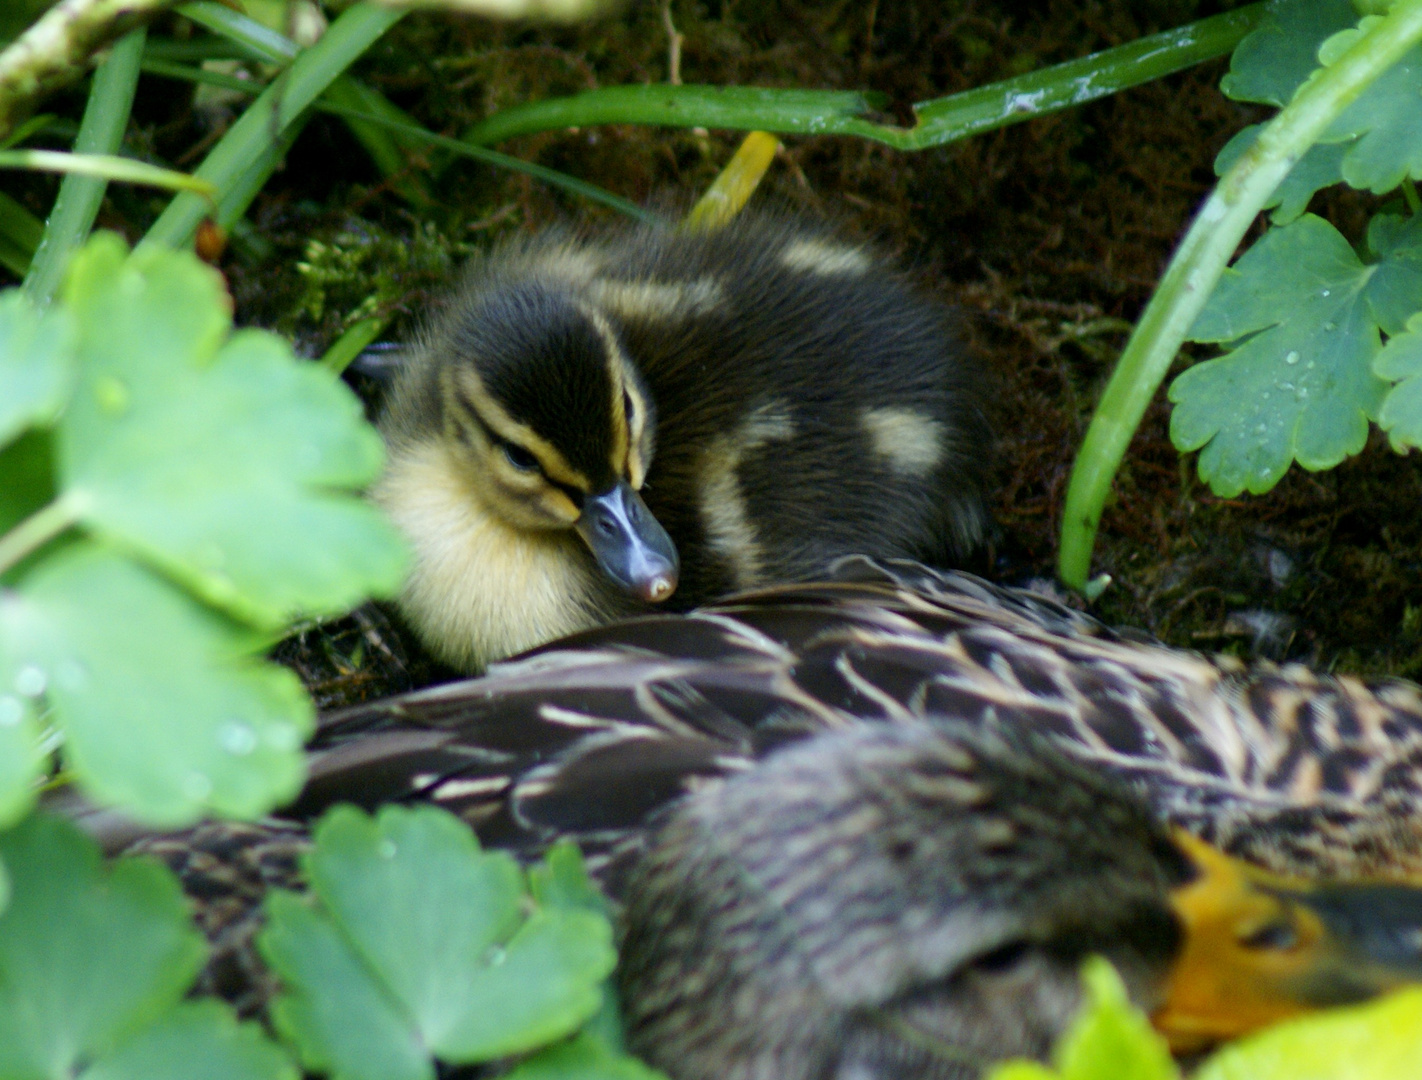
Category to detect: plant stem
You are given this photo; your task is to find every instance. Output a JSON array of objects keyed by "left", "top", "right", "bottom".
[
  {"left": 320, "top": 316, "right": 385, "bottom": 376},
  {"left": 0, "top": 494, "right": 82, "bottom": 577},
  {"left": 1057, "top": 1, "right": 1422, "bottom": 589},
  {"left": 142, "top": 2, "right": 404, "bottom": 250},
  {"left": 23, "top": 27, "right": 145, "bottom": 309},
  {"left": 0, "top": 0, "right": 180, "bottom": 142},
  {"left": 456, "top": 6, "right": 1263, "bottom": 151}
]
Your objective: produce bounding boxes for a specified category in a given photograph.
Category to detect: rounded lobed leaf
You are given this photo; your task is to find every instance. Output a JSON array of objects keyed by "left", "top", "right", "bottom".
[
  {"left": 1172, "top": 214, "right": 1401, "bottom": 496},
  {"left": 80, "top": 1000, "right": 298, "bottom": 1080},
  {"left": 53, "top": 233, "right": 407, "bottom": 630},
  {"left": 0, "top": 814, "right": 207, "bottom": 1080},
  {"left": 0, "top": 545, "right": 312, "bottom": 824},
  {"left": 1219, "top": 0, "right": 1358, "bottom": 107},
  {"left": 260, "top": 805, "right": 619, "bottom": 1080},
  {"left": 0, "top": 290, "right": 74, "bottom": 452}
]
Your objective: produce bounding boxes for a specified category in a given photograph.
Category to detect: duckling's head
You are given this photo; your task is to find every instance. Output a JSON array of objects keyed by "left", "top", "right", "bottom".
[
  {"left": 618, "top": 722, "right": 1422, "bottom": 1080},
  {"left": 373, "top": 275, "right": 679, "bottom": 670}
]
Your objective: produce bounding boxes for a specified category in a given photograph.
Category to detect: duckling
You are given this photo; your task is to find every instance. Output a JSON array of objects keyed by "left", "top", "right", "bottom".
[{"left": 371, "top": 215, "right": 991, "bottom": 671}]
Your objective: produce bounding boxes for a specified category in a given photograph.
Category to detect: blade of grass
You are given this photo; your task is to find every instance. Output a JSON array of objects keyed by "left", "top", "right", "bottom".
[
  {"left": 316, "top": 100, "right": 660, "bottom": 222},
  {"left": 177, "top": 0, "right": 299, "bottom": 63},
  {"left": 0, "top": 190, "right": 44, "bottom": 277},
  {"left": 23, "top": 27, "right": 145, "bottom": 307},
  {"left": 455, "top": 5, "right": 1263, "bottom": 152},
  {"left": 0, "top": 148, "right": 212, "bottom": 193},
  {"left": 320, "top": 315, "right": 386, "bottom": 376},
  {"left": 175, "top": 2, "right": 431, "bottom": 207},
  {"left": 683, "top": 131, "right": 779, "bottom": 233},
  {"left": 0, "top": 113, "right": 57, "bottom": 150},
  {"left": 1057, "top": 0, "right": 1422, "bottom": 589},
  {"left": 321, "top": 76, "right": 432, "bottom": 207},
  {"left": 142, "top": 1, "right": 404, "bottom": 250},
  {"left": 140, "top": 59, "right": 654, "bottom": 220}
]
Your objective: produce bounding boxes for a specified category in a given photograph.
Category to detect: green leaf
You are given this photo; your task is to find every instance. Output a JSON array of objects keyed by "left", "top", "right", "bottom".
[
  {"left": 261, "top": 806, "right": 618, "bottom": 1080},
  {"left": 1361, "top": 213, "right": 1422, "bottom": 334},
  {"left": 1170, "top": 214, "right": 1399, "bottom": 495},
  {"left": 529, "top": 839, "right": 610, "bottom": 915},
  {"left": 1213, "top": 125, "right": 1350, "bottom": 225},
  {"left": 0, "top": 814, "right": 207, "bottom": 1080},
  {"left": 1220, "top": 0, "right": 1358, "bottom": 106},
  {"left": 1224, "top": 2, "right": 1422, "bottom": 196},
  {"left": 0, "top": 290, "right": 74, "bottom": 450},
  {"left": 1192, "top": 987, "right": 1422, "bottom": 1080},
  {"left": 57, "top": 234, "right": 407, "bottom": 628},
  {"left": 500, "top": 1033, "right": 671, "bottom": 1080},
  {"left": 1317, "top": 19, "right": 1422, "bottom": 193},
  {"left": 985, "top": 958, "right": 1178, "bottom": 1080},
  {"left": 80, "top": 1000, "right": 297, "bottom": 1080},
  {"left": 261, "top": 892, "right": 431, "bottom": 1080},
  {"left": 0, "top": 546, "right": 312, "bottom": 823}
]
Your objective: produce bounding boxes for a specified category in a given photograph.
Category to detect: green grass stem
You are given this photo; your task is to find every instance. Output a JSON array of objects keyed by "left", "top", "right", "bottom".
[
  {"left": 23, "top": 28, "right": 145, "bottom": 308},
  {"left": 142, "top": 2, "right": 404, "bottom": 250},
  {"left": 139, "top": 58, "right": 657, "bottom": 221},
  {"left": 457, "top": 6, "right": 1263, "bottom": 151},
  {"left": 320, "top": 315, "right": 386, "bottom": 376},
  {"left": 1057, "top": 0, "right": 1422, "bottom": 589}
]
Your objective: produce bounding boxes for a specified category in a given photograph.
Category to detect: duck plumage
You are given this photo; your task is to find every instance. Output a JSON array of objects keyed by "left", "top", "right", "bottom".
[
  {"left": 304, "top": 556, "right": 1422, "bottom": 884},
  {"left": 96, "top": 559, "right": 1422, "bottom": 1077},
  {"left": 372, "top": 216, "right": 991, "bottom": 671}
]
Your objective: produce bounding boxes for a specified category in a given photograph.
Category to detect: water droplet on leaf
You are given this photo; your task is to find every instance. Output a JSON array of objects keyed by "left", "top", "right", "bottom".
[
  {"left": 14, "top": 665, "right": 46, "bottom": 697},
  {"left": 0, "top": 696, "right": 24, "bottom": 727},
  {"left": 379, "top": 840, "right": 398, "bottom": 859},
  {"left": 183, "top": 772, "right": 213, "bottom": 799},
  {"left": 1285, "top": 351, "right": 1300, "bottom": 365},
  {"left": 219, "top": 720, "right": 257, "bottom": 755}
]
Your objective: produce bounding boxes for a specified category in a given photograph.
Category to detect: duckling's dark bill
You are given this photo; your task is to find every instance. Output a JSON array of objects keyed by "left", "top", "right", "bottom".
[
  {"left": 575, "top": 480, "right": 679, "bottom": 603},
  {"left": 1155, "top": 832, "right": 1422, "bottom": 1051}
]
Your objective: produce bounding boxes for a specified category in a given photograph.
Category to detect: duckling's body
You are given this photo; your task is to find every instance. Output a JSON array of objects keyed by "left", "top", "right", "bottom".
[{"left": 373, "top": 216, "right": 990, "bottom": 671}]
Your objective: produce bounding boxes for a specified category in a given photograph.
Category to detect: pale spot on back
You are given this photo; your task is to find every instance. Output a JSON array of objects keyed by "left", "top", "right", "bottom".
[
  {"left": 370, "top": 439, "right": 605, "bottom": 672},
  {"left": 525, "top": 245, "right": 603, "bottom": 285},
  {"left": 780, "top": 239, "right": 872, "bottom": 276},
  {"left": 699, "top": 401, "right": 796, "bottom": 590},
  {"left": 861, "top": 407, "right": 945, "bottom": 476},
  {"left": 589, "top": 277, "right": 724, "bottom": 321}
]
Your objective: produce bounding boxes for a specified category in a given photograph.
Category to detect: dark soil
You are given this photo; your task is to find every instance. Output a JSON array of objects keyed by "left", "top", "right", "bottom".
[{"left": 17, "top": 0, "right": 1422, "bottom": 698}]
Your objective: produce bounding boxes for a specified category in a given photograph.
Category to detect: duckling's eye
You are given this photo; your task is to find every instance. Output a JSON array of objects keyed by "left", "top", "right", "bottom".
[
  {"left": 1240, "top": 919, "right": 1299, "bottom": 951},
  {"left": 501, "top": 442, "right": 540, "bottom": 472}
]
